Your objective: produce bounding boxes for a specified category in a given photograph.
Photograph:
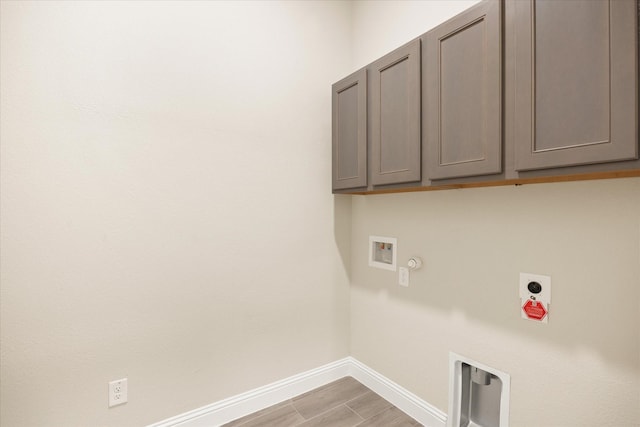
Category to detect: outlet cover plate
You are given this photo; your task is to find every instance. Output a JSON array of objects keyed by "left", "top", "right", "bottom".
[
  {"left": 399, "top": 267, "right": 409, "bottom": 287},
  {"left": 109, "top": 378, "right": 128, "bottom": 407}
]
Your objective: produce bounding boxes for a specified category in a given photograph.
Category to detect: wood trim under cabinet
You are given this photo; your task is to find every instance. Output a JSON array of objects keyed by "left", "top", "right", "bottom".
[{"left": 336, "top": 169, "right": 640, "bottom": 195}]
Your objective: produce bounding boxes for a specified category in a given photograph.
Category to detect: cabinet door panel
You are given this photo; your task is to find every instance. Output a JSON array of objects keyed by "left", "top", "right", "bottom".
[
  {"left": 514, "top": 0, "right": 638, "bottom": 171},
  {"left": 425, "top": 0, "right": 502, "bottom": 180},
  {"left": 332, "top": 69, "right": 367, "bottom": 190},
  {"left": 371, "top": 40, "right": 421, "bottom": 186}
]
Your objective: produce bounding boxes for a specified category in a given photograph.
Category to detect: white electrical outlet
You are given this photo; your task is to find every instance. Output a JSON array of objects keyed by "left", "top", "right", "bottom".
[{"left": 109, "top": 378, "right": 128, "bottom": 407}]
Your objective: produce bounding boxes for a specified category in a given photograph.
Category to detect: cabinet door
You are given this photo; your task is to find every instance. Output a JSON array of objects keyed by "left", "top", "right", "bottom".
[
  {"left": 425, "top": 0, "right": 502, "bottom": 180},
  {"left": 370, "top": 40, "right": 421, "bottom": 186},
  {"left": 513, "top": 0, "right": 638, "bottom": 171},
  {"left": 332, "top": 69, "right": 367, "bottom": 190}
]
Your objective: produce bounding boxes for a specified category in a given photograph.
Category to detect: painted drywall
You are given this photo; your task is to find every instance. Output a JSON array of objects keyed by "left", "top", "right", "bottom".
[
  {"left": 0, "top": 1, "right": 352, "bottom": 426},
  {"left": 3, "top": 1, "right": 640, "bottom": 426},
  {"left": 350, "top": 0, "right": 479, "bottom": 69},
  {"left": 350, "top": 179, "right": 640, "bottom": 426},
  {"left": 349, "top": 2, "right": 640, "bottom": 426}
]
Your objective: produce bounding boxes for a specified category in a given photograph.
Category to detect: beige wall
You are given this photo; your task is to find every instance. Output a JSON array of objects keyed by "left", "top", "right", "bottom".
[
  {"left": 350, "top": 180, "right": 640, "bottom": 426},
  {"left": 349, "top": 2, "right": 640, "bottom": 426},
  {"left": 2, "top": 1, "right": 639, "bottom": 426},
  {"left": 0, "top": 2, "right": 352, "bottom": 426},
  {"left": 351, "top": 0, "right": 478, "bottom": 68}
]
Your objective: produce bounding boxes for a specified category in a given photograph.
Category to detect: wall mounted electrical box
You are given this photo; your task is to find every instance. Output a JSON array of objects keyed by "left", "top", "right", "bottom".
[
  {"left": 368, "top": 236, "right": 397, "bottom": 271},
  {"left": 519, "top": 273, "right": 551, "bottom": 323}
]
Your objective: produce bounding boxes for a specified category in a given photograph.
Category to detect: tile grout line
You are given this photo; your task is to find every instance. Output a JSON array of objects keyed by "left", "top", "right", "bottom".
[
  {"left": 224, "top": 399, "right": 294, "bottom": 427},
  {"left": 295, "top": 379, "right": 376, "bottom": 426},
  {"left": 346, "top": 404, "right": 365, "bottom": 422},
  {"left": 223, "top": 377, "right": 421, "bottom": 427},
  {"left": 291, "top": 403, "right": 305, "bottom": 426},
  {"left": 343, "top": 389, "right": 390, "bottom": 420},
  {"left": 290, "top": 377, "right": 370, "bottom": 422},
  {"left": 346, "top": 405, "right": 391, "bottom": 422},
  {"left": 342, "top": 404, "right": 365, "bottom": 426},
  {"left": 292, "top": 400, "right": 343, "bottom": 423},
  {"left": 297, "top": 404, "right": 364, "bottom": 427}
]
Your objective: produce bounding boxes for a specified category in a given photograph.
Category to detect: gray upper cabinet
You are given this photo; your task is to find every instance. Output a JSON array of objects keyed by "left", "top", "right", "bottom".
[
  {"left": 424, "top": 0, "right": 502, "bottom": 180},
  {"left": 332, "top": 69, "right": 367, "bottom": 191},
  {"left": 331, "top": 0, "right": 639, "bottom": 195},
  {"left": 512, "top": 0, "right": 638, "bottom": 171},
  {"left": 370, "top": 39, "right": 421, "bottom": 186}
]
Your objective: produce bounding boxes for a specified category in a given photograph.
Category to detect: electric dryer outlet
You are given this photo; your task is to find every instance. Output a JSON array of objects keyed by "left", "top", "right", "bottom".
[{"left": 519, "top": 273, "right": 551, "bottom": 323}]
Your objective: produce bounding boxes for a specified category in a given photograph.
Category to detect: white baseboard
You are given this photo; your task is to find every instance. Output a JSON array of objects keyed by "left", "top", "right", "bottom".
[
  {"left": 348, "top": 358, "right": 447, "bottom": 427},
  {"left": 147, "top": 358, "right": 352, "bottom": 427},
  {"left": 147, "top": 357, "right": 447, "bottom": 427}
]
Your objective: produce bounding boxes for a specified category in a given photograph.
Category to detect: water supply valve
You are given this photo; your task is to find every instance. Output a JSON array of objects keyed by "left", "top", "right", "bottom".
[{"left": 407, "top": 257, "right": 422, "bottom": 270}]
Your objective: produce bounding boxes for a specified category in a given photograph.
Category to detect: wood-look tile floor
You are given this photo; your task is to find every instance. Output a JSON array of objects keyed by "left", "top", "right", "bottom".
[{"left": 222, "top": 376, "right": 423, "bottom": 427}]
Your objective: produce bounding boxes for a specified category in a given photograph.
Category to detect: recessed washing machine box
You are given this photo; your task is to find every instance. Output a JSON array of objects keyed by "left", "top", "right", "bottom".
[
  {"left": 368, "top": 235, "right": 397, "bottom": 271},
  {"left": 448, "top": 352, "right": 511, "bottom": 427}
]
